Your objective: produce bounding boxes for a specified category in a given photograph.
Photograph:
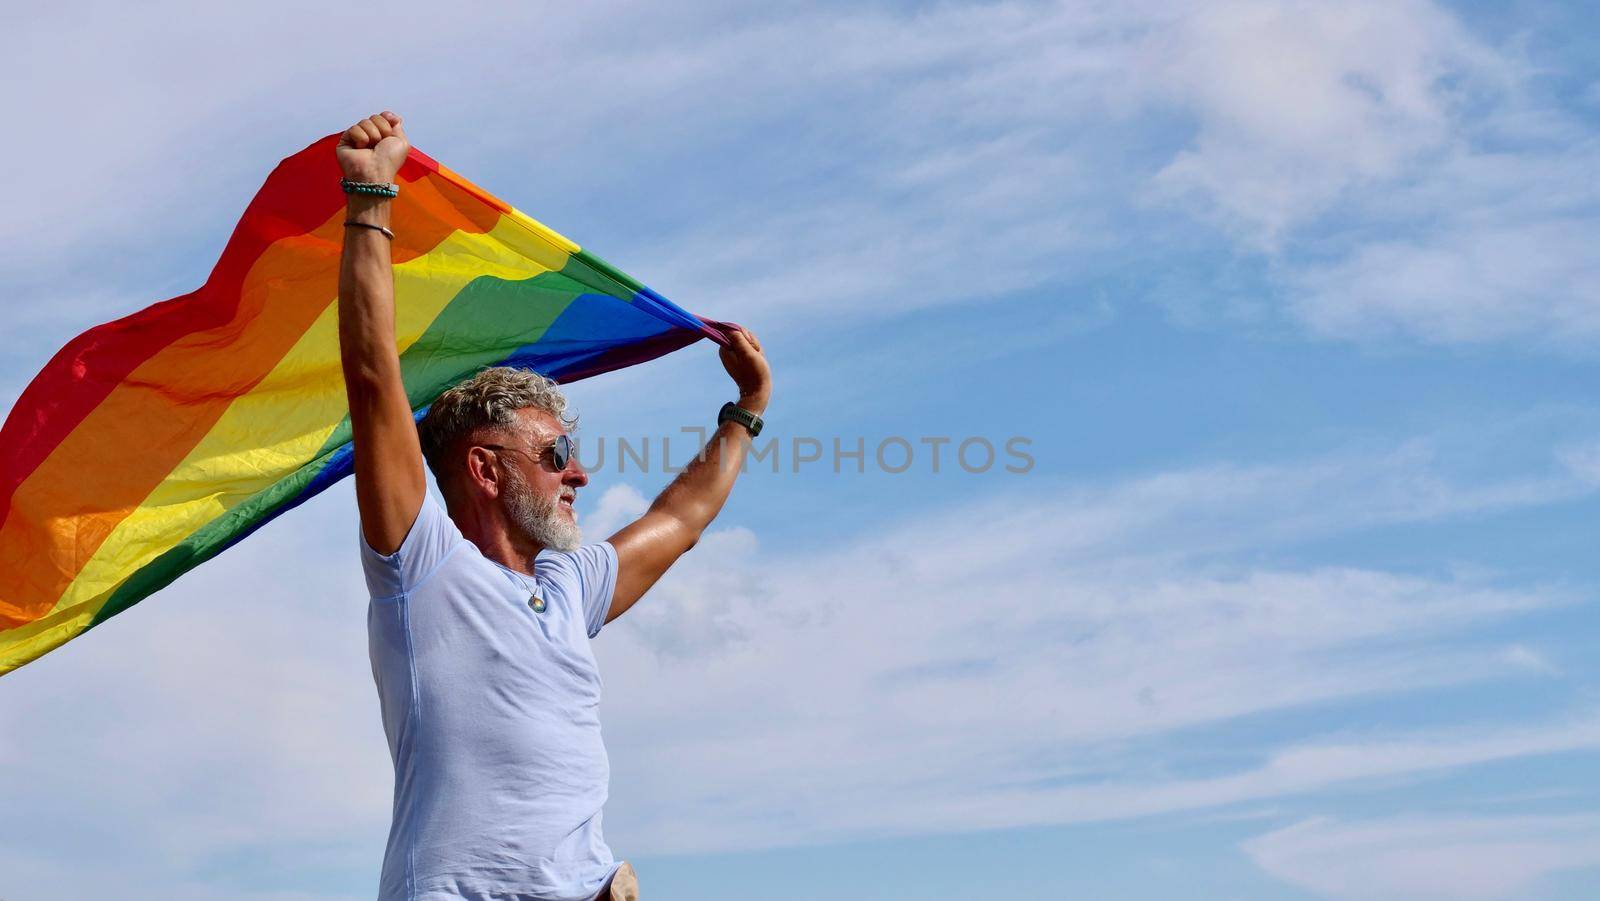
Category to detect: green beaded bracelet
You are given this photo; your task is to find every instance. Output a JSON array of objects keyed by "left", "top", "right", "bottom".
[{"left": 340, "top": 178, "right": 399, "bottom": 198}]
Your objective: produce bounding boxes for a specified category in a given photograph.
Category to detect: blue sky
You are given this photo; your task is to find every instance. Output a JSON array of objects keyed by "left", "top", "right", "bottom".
[{"left": 2, "top": 1, "right": 1599, "bottom": 898}]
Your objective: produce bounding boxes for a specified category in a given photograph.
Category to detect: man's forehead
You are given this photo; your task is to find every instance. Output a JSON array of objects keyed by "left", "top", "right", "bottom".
[{"left": 508, "top": 406, "right": 564, "bottom": 439}]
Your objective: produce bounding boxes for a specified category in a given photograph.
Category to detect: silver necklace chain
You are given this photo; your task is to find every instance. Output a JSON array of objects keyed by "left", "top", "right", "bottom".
[{"left": 504, "top": 565, "right": 547, "bottom": 614}]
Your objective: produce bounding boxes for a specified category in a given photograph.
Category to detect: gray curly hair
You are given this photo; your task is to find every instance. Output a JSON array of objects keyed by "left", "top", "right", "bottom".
[{"left": 418, "top": 366, "right": 576, "bottom": 480}]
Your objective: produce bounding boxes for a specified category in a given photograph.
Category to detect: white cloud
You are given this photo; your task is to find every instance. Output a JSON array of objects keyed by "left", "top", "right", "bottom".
[
  {"left": 587, "top": 437, "right": 1597, "bottom": 854},
  {"left": 887, "top": 715, "right": 1600, "bottom": 843},
  {"left": 6, "top": 0, "right": 1587, "bottom": 354},
  {"left": 1559, "top": 440, "right": 1600, "bottom": 487},
  {"left": 1291, "top": 217, "right": 1600, "bottom": 346},
  {"left": 583, "top": 483, "right": 651, "bottom": 540},
  {"left": 597, "top": 541, "right": 1587, "bottom": 853},
  {"left": 602, "top": 0, "right": 1596, "bottom": 350},
  {"left": 588, "top": 2, "right": 1151, "bottom": 324},
  {"left": 1142, "top": 0, "right": 1505, "bottom": 247},
  {"left": 934, "top": 436, "right": 1596, "bottom": 567},
  {"left": 0, "top": 485, "right": 392, "bottom": 897},
  {"left": 1502, "top": 643, "right": 1560, "bottom": 677},
  {"left": 1244, "top": 813, "right": 1600, "bottom": 900}
]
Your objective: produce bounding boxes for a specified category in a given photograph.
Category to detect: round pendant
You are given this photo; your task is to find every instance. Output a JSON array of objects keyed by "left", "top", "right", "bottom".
[{"left": 528, "top": 595, "right": 547, "bottom": 614}]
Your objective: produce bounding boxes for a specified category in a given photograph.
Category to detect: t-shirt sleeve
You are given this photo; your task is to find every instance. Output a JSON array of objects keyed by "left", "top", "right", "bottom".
[
  {"left": 359, "top": 493, "right": 463, "bottom": 599},
  {"left": 547, "top": 542, "right": 619, "bottom": 638}
]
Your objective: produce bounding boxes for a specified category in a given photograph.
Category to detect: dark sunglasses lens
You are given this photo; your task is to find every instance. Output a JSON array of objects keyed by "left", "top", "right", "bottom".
[{"left": 553, "top": 434, "right": 572, "bottom": 470}]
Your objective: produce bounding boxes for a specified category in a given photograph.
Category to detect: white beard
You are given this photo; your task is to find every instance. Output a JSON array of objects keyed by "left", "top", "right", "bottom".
[{"left": 502, "top": 465, "right": 581, "bottom": 552}]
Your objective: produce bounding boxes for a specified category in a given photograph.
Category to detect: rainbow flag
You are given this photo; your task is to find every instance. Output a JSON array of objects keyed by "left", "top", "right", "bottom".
[{"left": 0, "top": 135, "right": 727, "bottom": 675}]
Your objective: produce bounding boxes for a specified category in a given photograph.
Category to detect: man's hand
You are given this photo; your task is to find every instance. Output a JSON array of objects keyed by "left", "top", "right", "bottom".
[
  {"left": 720, "top": 327, "right": 771, "bottom": 414},
  {"left": 336, "top": 111, "right": 409, "bottom": 183}
]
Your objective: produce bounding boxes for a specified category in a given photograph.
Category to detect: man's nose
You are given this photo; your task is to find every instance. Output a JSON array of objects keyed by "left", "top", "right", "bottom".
[{"left": 564, "top": 458, "right": 589, "bottom": 487}]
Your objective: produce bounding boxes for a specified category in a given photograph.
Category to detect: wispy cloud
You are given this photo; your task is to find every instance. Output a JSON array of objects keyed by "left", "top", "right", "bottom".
[
  {"left": 588, "top": 435, "right": 1594, "bottom": 853},
  {"left": 0, "top": 486, "right": 390, "bottom": 898},
  {"left": 1291, "top": 211, "right": 1600, "bottom": 347},
  {"left": 7, "top": 1, "right": 1590, "bottom": 356},
  {"left": 1141, "top": 0, "right": 1512, "bottom": 241},
  {"left": 1245, "top": 812, "right": 1600, "bottom": 900}
]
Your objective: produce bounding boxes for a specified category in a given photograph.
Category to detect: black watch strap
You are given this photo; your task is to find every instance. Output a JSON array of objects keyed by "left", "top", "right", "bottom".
[{"left": 718, "top": 401, "right": 764, "bottom": 437}]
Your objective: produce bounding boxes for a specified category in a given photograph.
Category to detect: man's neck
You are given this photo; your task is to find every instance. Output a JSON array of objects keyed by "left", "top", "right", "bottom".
[{"left": 446, "top": 500, "right": 546, "bottom": 575}]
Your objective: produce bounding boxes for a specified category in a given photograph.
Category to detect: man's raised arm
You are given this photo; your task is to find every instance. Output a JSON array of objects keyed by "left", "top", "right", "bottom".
[
  {"left": 606, "top": 328, "right": 772, "bottom": 621},
  {"left": 336, "top": 111, "right": 426, "bottom": 555}
]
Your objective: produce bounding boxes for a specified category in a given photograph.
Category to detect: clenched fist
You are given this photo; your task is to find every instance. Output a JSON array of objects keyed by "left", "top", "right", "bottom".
[{"left": 336, "top": 111, "right": 409, "bottom": 184}]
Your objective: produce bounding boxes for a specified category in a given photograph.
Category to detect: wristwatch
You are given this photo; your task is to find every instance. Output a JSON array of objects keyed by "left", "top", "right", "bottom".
[{"left": 718, "top": 401, "right": 764, "bottom": 437}]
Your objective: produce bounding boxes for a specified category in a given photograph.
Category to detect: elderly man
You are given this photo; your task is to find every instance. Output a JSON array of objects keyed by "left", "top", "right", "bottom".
[{"left": 336, "top": 111, "right": 771, "bottom": 901}]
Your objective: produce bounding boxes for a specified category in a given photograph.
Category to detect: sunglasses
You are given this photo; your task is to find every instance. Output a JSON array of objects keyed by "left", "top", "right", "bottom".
[{"left": 480, "top": 433, "right": 575, "bottom": 472}]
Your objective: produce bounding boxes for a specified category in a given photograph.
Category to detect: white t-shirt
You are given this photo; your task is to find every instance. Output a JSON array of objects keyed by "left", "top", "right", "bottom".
[{"left": 361, "top": 493, "right": 621, "bottom": 901}]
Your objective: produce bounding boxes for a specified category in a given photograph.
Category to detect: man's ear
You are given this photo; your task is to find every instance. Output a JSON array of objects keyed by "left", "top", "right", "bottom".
[{"left": 464, "top": 446, "right": 503, "bottom": 499}]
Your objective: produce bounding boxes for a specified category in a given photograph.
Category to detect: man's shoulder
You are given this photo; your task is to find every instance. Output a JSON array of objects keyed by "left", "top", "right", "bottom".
[
  {"left": 535, "top": 542, "right": 616, "bottom": 586},
  {"left": 360, "top": 493, "right": 475, "bottom": 598}
]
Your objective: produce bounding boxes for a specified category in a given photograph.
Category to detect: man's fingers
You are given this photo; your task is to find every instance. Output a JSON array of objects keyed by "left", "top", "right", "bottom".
[{"left": 342, "top": 112, "right": 404, "bottom": 148}]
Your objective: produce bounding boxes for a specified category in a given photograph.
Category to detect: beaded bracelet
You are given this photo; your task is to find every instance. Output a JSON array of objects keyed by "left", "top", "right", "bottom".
[{"left": 340, "top": 177, "right": 399, "bottom": 198}]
